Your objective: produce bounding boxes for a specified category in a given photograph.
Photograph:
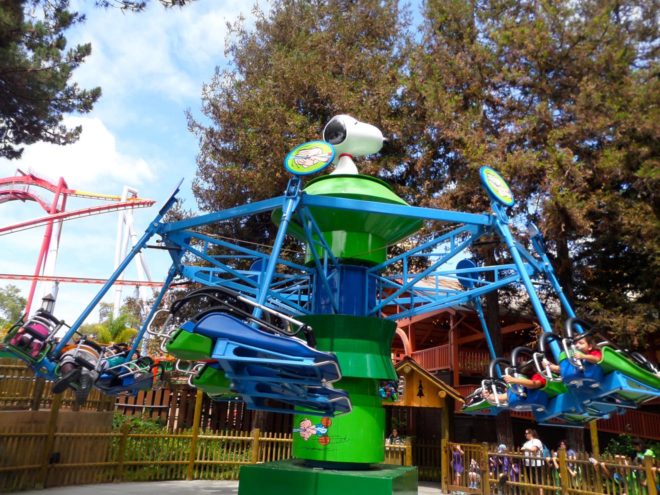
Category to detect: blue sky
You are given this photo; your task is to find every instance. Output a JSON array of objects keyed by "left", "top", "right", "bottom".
[{"left": 0, "top": 0, "right": 270, "bottom": 324}]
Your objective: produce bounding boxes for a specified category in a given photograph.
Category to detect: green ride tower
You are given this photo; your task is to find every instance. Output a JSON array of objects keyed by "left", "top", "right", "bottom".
[{"left": 240, "top": 116, "right": 422, "bottom": 494}]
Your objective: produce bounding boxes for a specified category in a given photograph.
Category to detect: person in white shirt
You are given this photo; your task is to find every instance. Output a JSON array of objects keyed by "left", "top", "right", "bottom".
[{"left": 521, "top": 428, "right": 545, "bottom": 494}]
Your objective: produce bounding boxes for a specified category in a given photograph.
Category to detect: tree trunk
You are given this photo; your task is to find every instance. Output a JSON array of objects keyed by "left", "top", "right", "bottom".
[
  {"left": 251, "top": 410, "right": 270, "bottom": 432},
  {"left": 485, "top": 248, "right": 513, "bottom": 447},
  {"left": 554, "top": 232, "right": 574, "bottom": 322}
]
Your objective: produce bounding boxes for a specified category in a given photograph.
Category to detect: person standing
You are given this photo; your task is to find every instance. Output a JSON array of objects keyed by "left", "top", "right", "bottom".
[
  {"left": 521, "top": 429, "right": 545, "bottom": 494},
  {"left": 387, "top": 428, "right": 402, "bottom": 445},
  {"left": 452, "top": 444, "right": 465, "bottom": 487}
]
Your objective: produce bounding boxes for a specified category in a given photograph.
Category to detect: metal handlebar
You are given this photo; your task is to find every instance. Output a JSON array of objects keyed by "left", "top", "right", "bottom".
[{"left": 561, "top": 337, "right": 584, "bottom": 371}]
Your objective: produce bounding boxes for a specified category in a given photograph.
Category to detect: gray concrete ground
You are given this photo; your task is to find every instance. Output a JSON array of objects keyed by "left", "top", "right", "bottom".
[{"left": 17, "top": 480, "right": 446, "bottom": 494}]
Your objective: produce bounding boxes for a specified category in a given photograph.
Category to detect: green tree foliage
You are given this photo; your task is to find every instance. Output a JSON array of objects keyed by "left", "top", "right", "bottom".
[
  {"left": 95, "top": 0, "right": 193, "bottom": 12},
  {"left": 0, "top": 0, "right": 101, "bottom": 159},
  {"left": 192, "top": 0, "right": 658, "bottom": 348},
  {"left": 412, "top": 0, "right": 658, "bottom": 346},
  {"left": 189, "top": 0, "right": 414, "bottom": 247},
  {"left": 79, "top": 301, "right": 138, "bottom": 344},
  {"left": 0, "top": 284, "right": 26, "bottom": 329}
]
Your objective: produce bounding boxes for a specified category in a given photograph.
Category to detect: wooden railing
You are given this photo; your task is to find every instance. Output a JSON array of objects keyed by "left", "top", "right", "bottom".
[
  {"left": 412, "top": 345, "right": 451, "bottom": 371},
  {"left": 411, "top": 345, "right": 489, "bottom": 374},
  {"left": 459, "top": 349, "right": 490, "bottom": 375},
  {"left": 444, "top": 442, "right": 658, "bottom": 495}
]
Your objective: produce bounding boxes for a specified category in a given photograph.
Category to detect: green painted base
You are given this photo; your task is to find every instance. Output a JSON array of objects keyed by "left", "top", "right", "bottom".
[{"left": 238, "top": 459, "right": 418, "bottom": 495}]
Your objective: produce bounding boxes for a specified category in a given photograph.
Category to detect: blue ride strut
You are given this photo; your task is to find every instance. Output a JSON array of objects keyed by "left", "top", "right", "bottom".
[
  {"left": 52, "top": 182, "right": 182, "bottom": 357},
  {"left": 473, "top": 298, "right": 499, "bottom": 365},
  {"left": 126, "top": 264, "right": 178, "bottom": 361},
  {"left": 251, "top": 177, "right": 302, "bottom": 321},
  {"left": 490, "top": 202, "right": 561, "bottom": 361}
]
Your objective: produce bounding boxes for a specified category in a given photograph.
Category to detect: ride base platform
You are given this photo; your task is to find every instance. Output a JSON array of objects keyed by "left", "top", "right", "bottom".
[{"left": 238, "top": 459, "right": 418, "bottom": 495}]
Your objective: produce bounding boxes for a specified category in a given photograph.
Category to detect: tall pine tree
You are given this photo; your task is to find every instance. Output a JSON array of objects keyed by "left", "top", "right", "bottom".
[
  {"left": 189, "top": 0, "right": 415, "bottom": 246},
  {"left": 412, "top": 0, "right": 658, "bottom": 347},
  {"left": 0, "top": 0, "right": 101, "bottom": 159}
]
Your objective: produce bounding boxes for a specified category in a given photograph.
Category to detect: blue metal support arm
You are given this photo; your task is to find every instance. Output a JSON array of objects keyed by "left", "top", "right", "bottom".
[
  {"left": 253, "top": 179, "right": 302, "bottom": 320},
  {"left": 530, "top": 233, "right": 579, "bottom": 322},
  {"left": 384, "top": 272, "right": 522, "bottom": 321},
  {"left": 491, "top": 203, "right": 559, "bottom": 360},
  {"left": 298, "top": 206, "right": 339, "bottom": 268},
  {"left": 127, "top": 264, "right": 178, "bottom": 361},
  {"left": 160, "top": 196, "right": 287, "bottom": 233},
  {"left": 474, "top": 298, "right": 499, "bottom": 361},
  {"left": 297, "top": 209, "right": 338, "bottom": 314},
  {"left": 53, "top": 188, "right": 180, "bottom": 356},
  {"left": 179, "top": 266, "right": 312, "bottom": 316},
  {"left": 165, "top": 229, "right": 312, "bottom": 275},
  {"left": 368, "top": 224, "right": 484, "bottom": 275},
  {"left": 302, "top": 194, "right": 493, "bottom": 226},
  {"left": 370, "top": 232, "right": 479, "bottom": 314}
]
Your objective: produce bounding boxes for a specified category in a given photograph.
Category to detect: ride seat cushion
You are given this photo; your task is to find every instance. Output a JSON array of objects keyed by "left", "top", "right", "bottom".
[
  {"left": 23, "top": 323, "right": 50, "bottom": 339},
  {"left": 560, "top": 359, "right": 604, "bottom": 384},
  {"left": 507, "top": 388, "right": 549, "bottom": 409}
]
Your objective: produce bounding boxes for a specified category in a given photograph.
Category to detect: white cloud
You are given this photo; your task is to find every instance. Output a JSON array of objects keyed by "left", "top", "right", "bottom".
[
  {"left": 67, "top": 1, "right": 268, "bottom": 104},
  {"left": 0, "top": 116, "right": 155, "bottom": 191}
]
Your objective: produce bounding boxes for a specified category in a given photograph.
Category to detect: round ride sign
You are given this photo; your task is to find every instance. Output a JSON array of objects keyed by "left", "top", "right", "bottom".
[
  {"left": 284, "top": 141, "right": 336, "bottom": 176},
  {"left": 479, "top": 166, "right": 515, "bottom": 207}
]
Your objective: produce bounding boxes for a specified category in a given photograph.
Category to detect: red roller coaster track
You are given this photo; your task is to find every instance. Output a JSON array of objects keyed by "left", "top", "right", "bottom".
[
  {"left": 0, "top": 199, "right": 155, "bottom": 236},
  {"left": 0, "top": 273, "right": 163, "bottom": 287},
  {"left": 0, "top": 170, "right": 156, "bottom": 313}
]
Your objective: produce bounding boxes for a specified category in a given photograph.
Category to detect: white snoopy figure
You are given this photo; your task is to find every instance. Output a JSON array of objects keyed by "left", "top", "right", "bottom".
[{"left": 322, "top": 115, "right": 385, "bottom": 175}]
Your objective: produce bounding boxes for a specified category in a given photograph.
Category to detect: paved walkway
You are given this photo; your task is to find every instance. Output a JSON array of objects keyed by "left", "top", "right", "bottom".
[{"left": 19, "top": 480, "right": 446, "bottom": 494}]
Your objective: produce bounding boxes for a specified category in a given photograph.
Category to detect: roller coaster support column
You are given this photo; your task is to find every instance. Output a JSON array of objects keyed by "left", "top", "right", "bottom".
[
  {"left": 53, "top": 183, "right": 181, "bottom": 356},
  {"left": 26, "top": 177, "right": 67, "bottom": 316}
]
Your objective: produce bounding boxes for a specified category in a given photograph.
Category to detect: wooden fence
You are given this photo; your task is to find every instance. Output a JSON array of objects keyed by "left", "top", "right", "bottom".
[
  {"left": 1, "top": 422, "right": 410, "bottom": 492},
  {"left": 0, "top": 360, "right": 115, "bottom": 412},
  {"left": 0, "top": 389, "right": 411, "bottom": 492},
  {"left": 444, "top": 441, "right": 658, "bottom": 495}
]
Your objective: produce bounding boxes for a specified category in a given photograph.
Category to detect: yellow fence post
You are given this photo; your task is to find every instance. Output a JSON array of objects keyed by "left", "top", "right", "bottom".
[
  {"left": 404, "top": 439, "right": 413, "bottom": 467},
  {"left": 480, "top": 442, "right": 489, "bottom": 495},
  {"left": 589, "top": 421, "right": 599, "bottom": 457},
  {"left": 440, "top": 438, "right": 448, "bottom": 493},
  {"left": 558, "top": 447, "right": 569, "bottom": 495},
  {"left": 644, "top": 455, "right": 658, "bottom": 495},
  {"left": 251, "top": 428, "right": 261, "bottom": 464},
  {"left": 114, "top": 422, "right": 131, "bottom": 482},
  {"left": 30, "top": 377, "right": 46, "bottom": 411},
  {"left": 38, "top": 393, "right": 62, "bottom": 488},
  {"left": 186, "top": 389, "right": 204, "bottom": 480}
]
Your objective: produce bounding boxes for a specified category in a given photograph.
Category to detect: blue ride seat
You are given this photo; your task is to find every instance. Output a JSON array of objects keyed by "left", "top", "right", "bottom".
[
  {"left": 534, "top": 389, "right": 619, "bottom": 425},
  {"left": 96, "top": 372, "right": 154, "bottom": 395},
  {"left": 559, "top": 359, "right": 604, "bottom": 388},
  {"left": 584, "top": 371, "right": 660, "bottom": 408},
  {"left": 233, "top": 380, "right": 352, "bottom": 417},
  {"left": 181, "top": 312, "right": 349, "bottom": 416},
  {"left": 95, "top": 357, "right": 156, "bottom": 396},
  {"left": 185, "top": 313, "right": 341, "bottom": 383},
  {"left": 507, "top": 388, "right": 549, "bottom": 413}
]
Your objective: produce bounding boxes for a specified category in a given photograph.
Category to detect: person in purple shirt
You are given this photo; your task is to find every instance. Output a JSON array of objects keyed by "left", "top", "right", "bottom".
[{"left": 452, "top": 444, "right": 465, "bottom": 486}]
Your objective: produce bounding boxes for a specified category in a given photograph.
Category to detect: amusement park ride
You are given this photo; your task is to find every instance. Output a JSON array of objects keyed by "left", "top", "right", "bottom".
[{"left": 2, "top": 116, "right": 659, "bottom": 494}]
